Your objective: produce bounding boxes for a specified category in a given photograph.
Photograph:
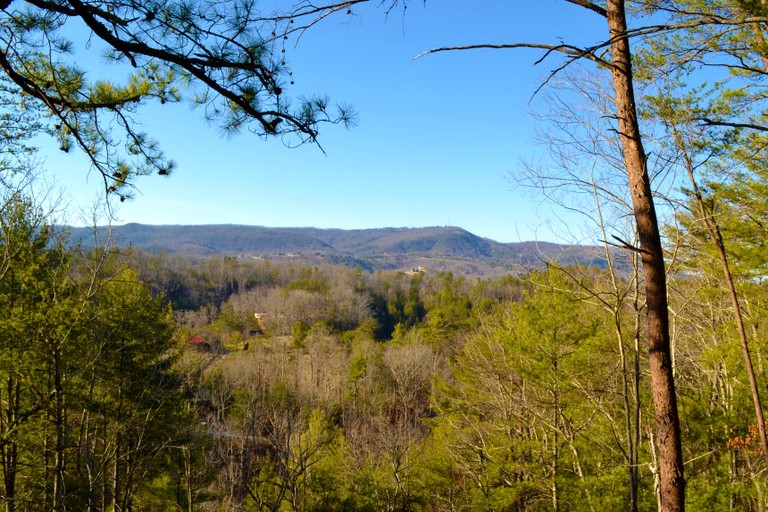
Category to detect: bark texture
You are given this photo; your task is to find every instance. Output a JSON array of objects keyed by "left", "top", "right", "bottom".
[{"left": 605, "top": 1, "right": 685, "bottom": 510}]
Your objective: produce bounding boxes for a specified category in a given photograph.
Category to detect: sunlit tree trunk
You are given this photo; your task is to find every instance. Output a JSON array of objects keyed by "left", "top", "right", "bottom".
[
  {"left": 605, "top": 1, "right": 685, "bottom": 509},
  {"left": 669, "top": 116, "right": 768, "bottom": 466}
]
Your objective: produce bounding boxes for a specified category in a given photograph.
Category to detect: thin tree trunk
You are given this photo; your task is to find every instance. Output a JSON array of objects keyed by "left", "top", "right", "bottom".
[
  {"left": 605, "top": 1, "right": 685, "bottom": 509},
  {"left": 2, "top": 377, "right": 19, "bottom": 512},
  {"left": 79, "top": 364, "right": 98, "bottom": 512},
  {"left": 53, "top": 345, "right": 66, "bottom": 512},
  {"left": 614, "top": 312, "right": 639, "bottom": 512},
  {"left": 111, "top": 350, "right": 125, "bottom": 512},
  {"left": 632, "top": 250, "right": 642, "bottom": 512},
  {"left": 593, "top": 176, "right": 640, "bottom": 512},
  {"left": 551, "top": 358, "right": 561, "bottom": 512},
  {"left": 649, "top": 426, "right": 663, "bottom": 510},
  {"left": 184, "top": 446, "right": 193, "bottom": 512},
  {"left": 674, "top": 125, "right": 768, "bottom": 465}
]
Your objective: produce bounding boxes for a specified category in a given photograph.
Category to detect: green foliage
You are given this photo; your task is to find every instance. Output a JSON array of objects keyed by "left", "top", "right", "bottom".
[
  {"left": 2, "top": 193, "right": 764, "bottom": 509},
  {"left": 428, "top": 270, "right": 660, "bottom": 511},
  {"left": 60, "top": 236, "right": 768, "bottom": 511},
  {"left": 0, "top": 1, "right": 357, "bottom": 197},
  {"left": 292, "top": 319, "right": 311, "bottom": 345},
  {"left": 0, "top": 193, "right": 195, "bottom": 510},
  {"left": 286, "top": 267, "right": 331, "bottom": 294}
]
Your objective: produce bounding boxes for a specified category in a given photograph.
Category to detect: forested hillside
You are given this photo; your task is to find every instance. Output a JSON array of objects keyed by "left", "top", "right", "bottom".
[
  {"left": 67, "top": 224, "right": 609, "bottom": 276},
  {"left": 3, "top": 0, "right": 768, "bottom": 511},
  {"left": 3, "top": 192, "right": 767, "bottom": 511}
]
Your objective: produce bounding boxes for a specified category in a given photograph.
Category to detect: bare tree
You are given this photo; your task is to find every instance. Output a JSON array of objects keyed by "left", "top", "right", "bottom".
[{"left": 414, "top": 1, "right": 685, "bottom": 508}]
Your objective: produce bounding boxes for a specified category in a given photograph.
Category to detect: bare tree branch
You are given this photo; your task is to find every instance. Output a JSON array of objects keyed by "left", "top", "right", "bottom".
[
  {"left": 700, "top": 117, "right": 768, "bottom": 132},
  {"left": 414, "top": 42, "right": 610, "bottom": 67},
  {"left": 565, "top": 0, "right": 607, "bottom": 17}
]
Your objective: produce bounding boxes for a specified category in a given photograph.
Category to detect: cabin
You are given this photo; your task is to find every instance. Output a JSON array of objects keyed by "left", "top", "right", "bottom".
[
  {"left": 186, "top": 336, "right": 211, "bottom": 351},
  {"left": 252, "top": 313, "right": 267, "bottom": 334}
]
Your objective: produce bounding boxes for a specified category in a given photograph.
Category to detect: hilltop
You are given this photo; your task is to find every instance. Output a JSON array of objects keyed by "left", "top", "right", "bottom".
[{"left": 67, "top": 224, "right": 610, "bottom": 276}]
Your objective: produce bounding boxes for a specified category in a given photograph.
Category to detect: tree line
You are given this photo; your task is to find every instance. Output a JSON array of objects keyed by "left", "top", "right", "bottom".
[
  {"left": 0, "top": 1, "right": 768, "bottom": 510},
  {"left": 1, "top": 184, "right": 767, "bottom": 510}
]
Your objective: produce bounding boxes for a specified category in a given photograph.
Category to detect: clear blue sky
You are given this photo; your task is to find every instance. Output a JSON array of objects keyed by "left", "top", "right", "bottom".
[{"left": 44, "top": 1, "right": 610, "bottom": 243}]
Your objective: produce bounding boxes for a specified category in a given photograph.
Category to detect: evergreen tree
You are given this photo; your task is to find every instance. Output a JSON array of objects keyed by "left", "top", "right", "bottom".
[
  {"left": 0, "top": 192, "right": 193, "bottom": 510},
  {"left": 0, "top": 0, "right": 358, "bottom": 196}
]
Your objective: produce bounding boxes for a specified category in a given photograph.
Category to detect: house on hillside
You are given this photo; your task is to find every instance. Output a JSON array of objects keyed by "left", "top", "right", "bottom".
[
  {"left": 250, "top": 313, "right": 267, "bottom": 336},
  {"left": 186, "top": 336, "right": 211, "bottom": 351}
]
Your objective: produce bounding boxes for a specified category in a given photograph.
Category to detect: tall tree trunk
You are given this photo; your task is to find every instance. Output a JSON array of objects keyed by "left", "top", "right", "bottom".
[
  {"left": 673, "top": 123, "right": 768, "bottom": 465},
  {"left": 53, "top": 345, "right": 66, "bottom": 512},
  {"left": 596, "top": 189, "right": 640, "bottom": 511},
  {"left": 79, "top": 365, "right": 98, "bottom": 512},
  {"left": 184, "top": 446, "right": 193, "bottom": 512},
  {"left": 604, "top": 1, "right": 685, "bottom": 510},
  {"left": 111, "top": 351, "right": 125, "bottom": 512},
  {"left": 632, "top": 252, "right": 642, "bottom": 512},
  {"left": 550, "top": 357, "right": 561, "bottom": 512}
]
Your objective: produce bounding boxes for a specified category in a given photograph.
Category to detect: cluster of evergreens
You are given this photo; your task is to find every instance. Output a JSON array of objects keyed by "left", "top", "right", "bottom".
[
  {"left": 2, "top": 0, "right": 768, "bottom": 510},
  {"left": 2, "top": 183, "right": 768, "bottom": 511},
  {"left": 0, "top": 195, "right": 185, "bottom": 511}
]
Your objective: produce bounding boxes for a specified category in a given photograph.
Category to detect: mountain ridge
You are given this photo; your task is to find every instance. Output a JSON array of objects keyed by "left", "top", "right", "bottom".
[{"left": 67, "top": 223, "right": 609, "bottom": 276}]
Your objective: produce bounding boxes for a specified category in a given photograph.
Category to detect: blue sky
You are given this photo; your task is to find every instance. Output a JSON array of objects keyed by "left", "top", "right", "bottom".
[{"left": 44, "top": 1, "right": 612, "bottom": 243}]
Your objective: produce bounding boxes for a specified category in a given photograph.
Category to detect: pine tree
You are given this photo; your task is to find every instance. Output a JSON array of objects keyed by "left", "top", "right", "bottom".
[{"left": 0, "top": 1, "right": 359, "bottom": 196}]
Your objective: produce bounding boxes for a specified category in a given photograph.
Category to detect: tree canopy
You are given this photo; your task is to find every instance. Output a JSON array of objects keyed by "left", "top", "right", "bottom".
[
  {"left": 0, "top": 0, "right": 364, "bottom": 198},
  {"left": 5, "top": 1, "right": 768, "bottom": 510}
]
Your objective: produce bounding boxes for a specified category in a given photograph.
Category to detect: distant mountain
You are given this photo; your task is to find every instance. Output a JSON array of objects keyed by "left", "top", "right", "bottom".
[{"left": 67, "top": 224, "right": 612, "bottom": 276}]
